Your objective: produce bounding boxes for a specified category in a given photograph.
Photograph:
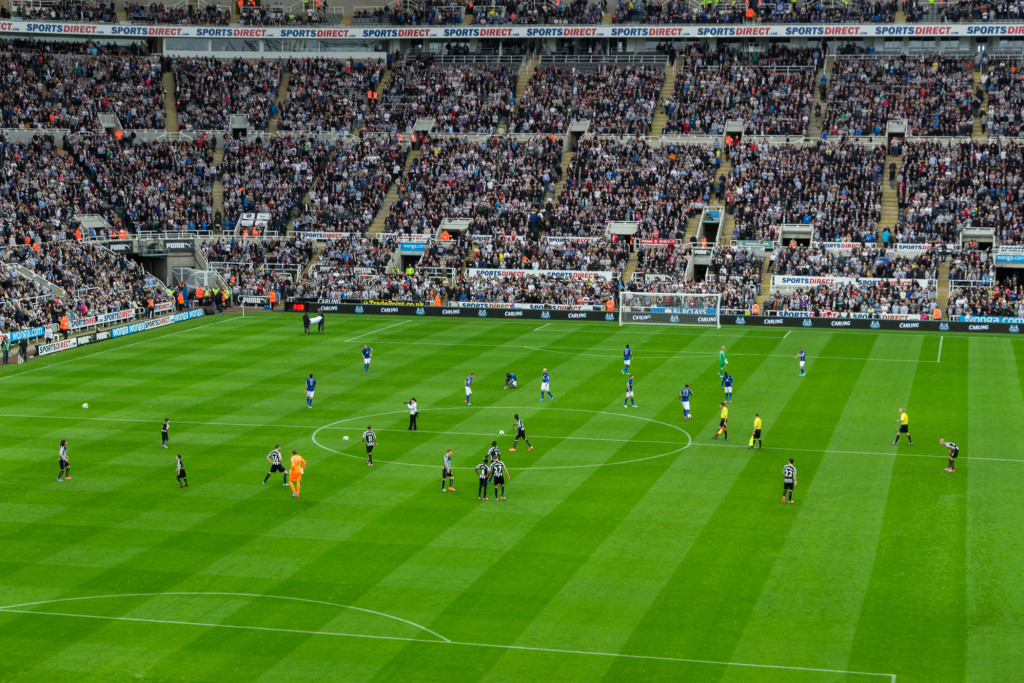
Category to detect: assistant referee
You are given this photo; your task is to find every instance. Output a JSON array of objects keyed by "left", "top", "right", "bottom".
[{"left": 892, "top": 408, "right": 913, "bottom": 446}]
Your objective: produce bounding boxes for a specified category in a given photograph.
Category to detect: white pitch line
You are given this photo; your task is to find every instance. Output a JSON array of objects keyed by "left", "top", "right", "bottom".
[
  {"left": 0, "top": 607, "right": 896, "bottom": 680},
  {"left": 938, "top": 335, "right": 944, "bottom": 363},
  {"left": 783, "top": 330, "right": 791, "bottom": 339},
  {"left": 700, "top": 440, "right": 1021, "bottom": 464},
  {"left": 344, "top": 320, "right": 411, "bottom": 342},
  {"left": 0, "top": 316, "right": 239, "bottom": 382},
  {"left": 369, "top": 427, "right": 680, "bottom": 446},
  {"left": 535, "top": 323, "right": 551, "bottom": 331}
]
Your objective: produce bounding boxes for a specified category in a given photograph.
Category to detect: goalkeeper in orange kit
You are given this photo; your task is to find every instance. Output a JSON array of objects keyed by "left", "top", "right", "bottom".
[{"left": 289, "top": 450, "right": 307, "bottom": 498}]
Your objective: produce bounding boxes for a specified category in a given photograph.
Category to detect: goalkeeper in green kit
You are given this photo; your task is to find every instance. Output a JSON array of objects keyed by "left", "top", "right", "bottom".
[{"left": 719, "top": 346, "right": 728, "bottom": 387}]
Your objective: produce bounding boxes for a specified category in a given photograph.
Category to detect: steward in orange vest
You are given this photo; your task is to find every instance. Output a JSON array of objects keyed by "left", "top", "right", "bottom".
[
  {"left": 147, "top": 297, "right": 155, "bottom": 318},
  {"left": 60, "top": 315, "right": 69, "bottom": 339},
  {"left": 269, "top": 290, "right": 277, "bottom": 307}
]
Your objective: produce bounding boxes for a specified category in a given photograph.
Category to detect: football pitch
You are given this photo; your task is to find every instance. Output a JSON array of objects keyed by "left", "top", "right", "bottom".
[{"left": 2, "top": 312, "right": 1023, "bottom": 682}]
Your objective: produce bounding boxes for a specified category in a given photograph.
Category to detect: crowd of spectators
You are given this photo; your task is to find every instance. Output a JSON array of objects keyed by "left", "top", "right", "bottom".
[
  {"left": 352, "top": 1, "right": 463, "bottom": 25},
  {"left": 457, "top": 271, "right": 617, "bottom": 305},
  {"left": 17, "top": 0, "right": 116, "bottom": 22},
  {"left": 825, "top": 56, "right": 975, "bottom": 137},
  {"left": 510, "top": 64, "right": 663, "bottom": 135},
  {"left": 469, "top": 236, "right": 630, "bottom": 273},
  {"left": 125, "top": 2, "right": 231, "bottom": 24},
  {"left": 220, "top": 136, "right": 329, "bottom": 233},
  {"left": 765, "top": 280, "right": 937, "bottom": 315},
  {"left": 664, "top": 62, "right": 814, "bottom": 136},
  {"left": 363, "top": 54, "right": 517, "bottom": 134},
  {"left": 984, "top": 59, "right": 1024, "bottom": 138},
  {"left": 611, "top": 0, "right": 738, "bottom": 24},
  {"left": 67, "top": 134, "right": 215, "bottom": 233},
  {"left": 294, "top": 136, "right": 409, "bottom": 234},
  {"left": 296, "top": 269, "right": 449, "bottom": 302},
  {"left": 634, "top": 241, "right": 690, "bottom": 280},
  {"left": 610, "top": 0, "right": 896, "bottom": 23},
  {"left": 947, "top": 276, "right": 1024, "bottom": 318},
  {"left": 385, "top": 135, "right": 563, "bottom": 235},
  {"left": 279, "top": 57, "right": 384, "bottom": 133},
  {"left": 472, "top": 0, "right": 604, "bottom": 25},
  {"left": 43, "top": 55, "right": 165, "bottom": 130},
  {"left": 726, "top": 141, "right": 884, "bottom": 243},
  {"left": 754, "top": 0, "right": 897, "bottom": 23},
  {"left": 555, "top": 138, "right": 719, "bottom": 238},
  {"left": 172, "top": 57, "right": 283, "bottom": 131},
  {"left": 770, "top": 244, "right": 937, "bottom": 279},
  {"left": 948, "top": 248, "right": 994, "bottom": 282},
  {"left": 897, "top": 141, "right": 1024, "bottom": 244},
  {"left": 238, "top": 6, "right": 326, "bottom": 25},
  {"left": 2, "top": 38, "right": 147, "bottom": 56},
  {"left": 908, "top": 0, "right": 1024, "bottom": 22}
]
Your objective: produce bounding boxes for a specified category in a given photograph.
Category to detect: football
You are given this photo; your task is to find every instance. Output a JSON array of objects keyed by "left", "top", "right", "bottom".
[
  {"left": 343, "top": 435, "right": 350, "bottom": 441},
  {"left": 499, "top": 430, "right": 505, "bottom": 436},
  {"left": 82, "top": 403, "right": 88, "bottom": 409}
]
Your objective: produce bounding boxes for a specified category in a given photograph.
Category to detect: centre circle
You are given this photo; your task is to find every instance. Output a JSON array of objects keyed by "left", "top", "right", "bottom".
[{"left": 311, "top": 406, "right": 692, "bottom": 471}]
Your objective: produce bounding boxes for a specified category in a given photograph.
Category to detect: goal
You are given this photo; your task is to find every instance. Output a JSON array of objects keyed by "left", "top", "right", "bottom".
[{"left": 618, "top": 291, "right": 722, "bottom": 328}]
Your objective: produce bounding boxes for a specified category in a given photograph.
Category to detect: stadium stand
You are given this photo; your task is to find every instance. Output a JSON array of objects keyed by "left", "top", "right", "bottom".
[{"left": 171, "top": 57, "right": 283, "bottom": 132}]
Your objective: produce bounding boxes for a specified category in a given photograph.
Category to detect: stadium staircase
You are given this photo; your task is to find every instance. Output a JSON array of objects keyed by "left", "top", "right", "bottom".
[
  {"left": 513, "top": 56, "right": 539, "bottom": 109},
  {"left": 550, "top": 148, "right": 575, "bottom": 201},
  {"left": 116, "top": 6, "right": 126, "bottom": 21},
  {"left": 267, "top": 72, "right": 291, "bottom": 135},
  {"left": 162, "top": 71, "right": 180, "bottom": 138},
  {"left": 715, "top": 156, "right": 734, "bottom": 245},
  {"left": 681, "top": 214, "right": 701, "bottom": 242},
  {"left": 973, "top": 70, "right": 988, "bottom": 140},
  {"left": 648, "top": 60, "right": 681, "bottom": 138},
  {"left": 212, "top": 147, "right": 225, "bottom": 232},
  {"left": 879, "top": 153, "right": 902, "bottom": 241},
  {"left": 937, "top": 260, "right": 951, "bottom": 312},
  {"left": 368, "top": 149, "right": 421, "bottom": 236},
  {"left": 805, "top": 56, "right": 833, "bottom": 140},
  {"left": 755, "top": 256, "right": 773, "bottom": 310},
  {"left": 621, "top": 252, "right": 639, "bottom": 283},
  {"left": 300, "top": 243, "right": 325, "bottom": 278}
]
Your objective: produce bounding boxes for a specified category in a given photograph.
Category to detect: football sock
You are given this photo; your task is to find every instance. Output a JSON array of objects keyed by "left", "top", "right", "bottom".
[
  {"left": 289, "top": 482, "right": 297, "bottom": 494},
  {"left": 263, "top": 473, "right": 271, "bottom": 483}
]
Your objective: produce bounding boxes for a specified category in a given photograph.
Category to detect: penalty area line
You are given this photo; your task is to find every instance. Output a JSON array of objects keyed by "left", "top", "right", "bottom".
[
  {"left": 0, "top": 608, "right": 896, "bottom": 680},
  {"left": 344, "top": 320, "right": 411, "bottom": 342}
]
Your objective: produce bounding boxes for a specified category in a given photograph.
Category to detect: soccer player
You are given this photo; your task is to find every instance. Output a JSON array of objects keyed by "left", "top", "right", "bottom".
[
  {"left": 719, "top": 345, "right": 728, "bottom": 385},
  {"left": 510, "top": 413, "right": 533, "bottom": 452},
  {"left": 176, "top": 454, "right": 188, "bottom": 488},
  {"left": 795, "top": 347, "right": 807, "bottom": 376},
  {"left": 161, "top": 418, "right": 170, "bottom": 449},
  {"left": 288, "top": 450, "right": 306, "bottom": 497},
  {"left": 713, "top": 402, "right": 728, "bottom": 440},
  {"left": 363, "top": 425, "right": 377, "bottom": 466},
  {"left": 940, "top": 438, "right": 959, "bottom": 472},
  {"left": 680, "top": 384, "right": 694, "bottom": 421},
  {"left": 782, "top": 458, "right": 797, "bottom": 503},
  {"left": 263, "top": 443, "right": 288, "bottom": 485},
  {"left": 361, "top": 345, "right": 373, "bottom": 374},
  {"left": 475, "top": 457, "right": 491, "bottom": 500},
  {"left": 465, "top": 373, "right": 474, "bottom": 406},
  {"left": 487, "top": 440, "right": 501, "bottom": 465},
  {"left": 505, "top": 372, "right": 518, "bottom": 389},
  {"left": 540, "top": 368, "right": 553, "bottom": 401},
  {"left": 491, "top": 456, "right": 509, "bottom": 500},
  {"left": 748, "top": 413, "right": 763, "bottom": 449},
  {"left": 442, "top": 448, "right": 455, "bottom": 492},
  {"left": 892, "top": 408, "right": 913, "bottom": 445},
  {"left": 624, "top": 374, "right": 637, "bottom": 408},
  {"left": 723, "top": 372, "right": 734, "bottom": 403},
  {"left": 58, "top": 439, "right": 71, "bottom": 481},
  {"left": 305, "top": 373, "right": 316, "bottom": 409},
  {"left": 622, "top": 345, "right": 632, "bottom": 374}
]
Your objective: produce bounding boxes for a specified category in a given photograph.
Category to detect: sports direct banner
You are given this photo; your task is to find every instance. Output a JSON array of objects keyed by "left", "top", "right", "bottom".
[
  {"left": 468, "top": 268, "right": 615, "bottom": 280},
  {"left": 0, "top": 20, "right": 1014, "bottom": 40},
  {"left": 772, "top": 276, "right": 931, "bottom": 289}
]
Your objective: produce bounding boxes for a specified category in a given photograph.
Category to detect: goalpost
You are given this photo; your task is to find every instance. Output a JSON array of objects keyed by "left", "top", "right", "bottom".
[{"left": 618, "top": 291, "right": 722, "bottom": 328}]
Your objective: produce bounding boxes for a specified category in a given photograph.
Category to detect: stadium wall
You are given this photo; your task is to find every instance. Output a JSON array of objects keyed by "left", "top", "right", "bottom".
[{"left": 287, "top": 301, "right": 1024, "bottom": 333}]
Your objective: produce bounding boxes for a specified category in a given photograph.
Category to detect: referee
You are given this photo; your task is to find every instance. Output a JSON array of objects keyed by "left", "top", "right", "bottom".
[
  {"left": 782, "top": 458, "right": 796, "bottom": 503},
  {"left": 892, "top": 408, "right": 913, "bottom": 445},
  {"left": 747, "top": 412, "right": 762, "bottom": 450},
  {"left": 263, "top": 444, "right": 288, "bottom": 485}
]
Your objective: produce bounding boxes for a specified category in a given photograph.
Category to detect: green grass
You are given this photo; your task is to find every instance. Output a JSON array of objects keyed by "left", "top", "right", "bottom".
[{"left": 0, "top": 312, "right": 1021, "bottom": 682}]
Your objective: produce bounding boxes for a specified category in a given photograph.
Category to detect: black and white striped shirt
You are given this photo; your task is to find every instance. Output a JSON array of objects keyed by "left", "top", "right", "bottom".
[
  {"left": 515, "top": 416, "right": 525, "bottom": 432},
  {"left": 783, "top": 464, "right": 796, "bottom": 484},
  {"left": 268, "top": 449, "right": 282, "bottom": 466},
  {"left": 491, "top": 461, "right": 506, "bottom": 478},
  {"left": 177, "top": 458, "right": 185, "bottom": 474},
  {"left": 487, "top": 445, "right": 500, "bottom": 463},
  {"left": 363, "top": 430, "right": 377, "bottom": 447},
  {"left": 946, "top": 442, "right": 959, "bottom": 457},
  {"left": 59, "top": 445, "right": 67, "bottom": 461},
  {"left": 475, "top": 463, "right": 490, "bottom": 479}
]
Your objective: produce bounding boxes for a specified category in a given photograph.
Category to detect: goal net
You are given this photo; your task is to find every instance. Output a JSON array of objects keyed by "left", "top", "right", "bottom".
[{"left": 618, "top": 291, "right": 722, "bottom": 328}]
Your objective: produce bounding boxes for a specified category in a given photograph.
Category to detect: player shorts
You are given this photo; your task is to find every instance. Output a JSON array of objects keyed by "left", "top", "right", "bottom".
[
  {"left": 509, "top": 380, "right": 517, "bottom": 387},
  {"left": 465, "top": 387, "right": 472, "bottom": 397},
  {"left": 364, "top": 358, "right": 371, "bottom": 366},
  {"left": 306, "top": 391, "right": 314, "bottom": 399},
  {"left": 442, "top": 466, "right": 453, "bottom": 478},
  {"left": 899, "top": 424, "right": 909, "bottom": 433},
  {"left": 541, "top": 382, "right": 549, "bottom": 391},
  {"left": 493, "top": 476, "right": 505, "bottom": 487},
  {"left": 269, "top": 463, "right": 286, "bottom": 473},
  {"left": 626, "top": 390, "right": 634, "bottom": 398},
  {"left": 682, "top": 401, "right": 690, "bottom": 411},
  {"left": 177, "top": 469, "right": 187, "bottom": 479},
  {"left": 290, "top": 470, "right": 302, "bottom": 482},
  {"left": 753, "top": 429, "right": 761, "bottom": 439},
  {"left": 366, "top": 445, "right": 374, "bottom": 455},
  {"left": 719, "top": 419, "right": 727, "bottom": 428},
  {"left": 799, "top": 360, "right": 805, "bottom": 368},
  {"left": 516, "top": 429, "right": 526, "bottom": 440},
  {"left": 624, "top": 359, "right": 631, "bottom": 367},
  {"left": 950, "top": 449, "right": 958, "bottom": 459},
  {"left": 784, "top": 481, "right": 794, "bottom": 491}
]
